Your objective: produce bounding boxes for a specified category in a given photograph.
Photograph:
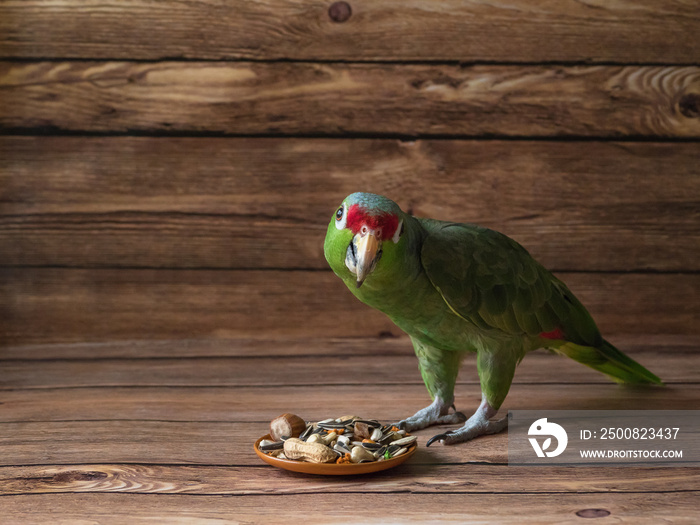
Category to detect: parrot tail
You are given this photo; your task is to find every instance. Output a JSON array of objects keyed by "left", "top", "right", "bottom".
[{"left": 553, "top": 339, "right": 663, "bottom": 385}]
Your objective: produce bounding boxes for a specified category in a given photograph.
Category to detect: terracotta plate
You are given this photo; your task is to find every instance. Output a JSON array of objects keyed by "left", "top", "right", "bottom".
[{"left": 254, "top": 434, "right": 417, "bottom": 475}]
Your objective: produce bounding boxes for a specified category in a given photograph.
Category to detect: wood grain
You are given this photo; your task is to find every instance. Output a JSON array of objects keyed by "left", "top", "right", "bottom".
[
  {"left": 0, "top": 420, "right": 509, "bottom": 467},
  {"left": 0, "top": 492, "right": 696, "bottom": 524},
  {"left": 2, "top": 463, "right": 699, "bottom": 495},
  {"left": 1, "top": 346, "right": 693, "bottom": 389},
  {"left": 1, "top": 1, "right": 698, "bottom": 63},
  {"left": 1, "top": 383, "right": 695, "bottom": 424},
  {"left": 2, "top": 137, "right": 699, "bottom": 272},
  {"left": 1, "top": 334, "right": 694, "bottom": 360},
  {"left": 2, "top": 62, "right": 699, "bottom": 137},
  {"left": 1, "top": 269, "right": 699, "bottom": 345}
]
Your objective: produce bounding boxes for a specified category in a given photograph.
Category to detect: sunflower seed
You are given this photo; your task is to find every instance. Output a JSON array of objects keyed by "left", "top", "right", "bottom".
[
  {"left": 354, "top": 419, "right": 381, "bottom": 428},
  {"left": 318, "top": 422, "right": 349, "bottom": 430},
  {"left": 390, "top": 435, "right": 417, "bottom": 447},
  {"left": 259, "top": 440, "right": 284, "bottom": 451},
  {"left": 379, "top": 432, "right": 401, "bottom": 445},
  {"left": 387, "top": 444, "right": 401, "bottom": 455},
  {"left": 334, "top": 442, "right": 352, "bottom": 455},
  {"left": 373, "top": 445, "right": 387, "bottom": 459},
  {"left": 391, "top": 447, "right": 408, "bottom": 458},
  {"left": 299, "top": 425, "right": 314, "bottom": 441}
]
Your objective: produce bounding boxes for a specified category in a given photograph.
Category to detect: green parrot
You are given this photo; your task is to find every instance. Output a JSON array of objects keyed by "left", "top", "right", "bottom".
[{"left": 323, "top": 192, "right": 662, "bottom": 446}]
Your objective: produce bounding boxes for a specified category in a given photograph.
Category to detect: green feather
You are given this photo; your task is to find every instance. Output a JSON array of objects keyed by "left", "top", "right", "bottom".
[{"left": 552, "top": 339, "right": 663, "bottom": 385}]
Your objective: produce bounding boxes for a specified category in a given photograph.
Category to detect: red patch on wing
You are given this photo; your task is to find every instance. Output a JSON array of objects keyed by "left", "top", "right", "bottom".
[
  {"left": 346, "top": 204, "right": 399, "bottom": 241},
  {"left": 540, "top": 328, "right": 565, "bottom": 340}
]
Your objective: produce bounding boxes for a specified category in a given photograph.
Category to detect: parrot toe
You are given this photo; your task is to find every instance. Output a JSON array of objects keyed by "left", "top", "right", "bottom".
[
  {"left": 443, "top": 410, "right": 468, "bottom": 424},
  {"left": 425, "top": 431, "right": 454, "bottom": 447},
  {"left": 430, "top": 415, "right": 508, "bottom": 445},
  {"left": 395, "top": 399, "right": 466, "bottom": 432}
]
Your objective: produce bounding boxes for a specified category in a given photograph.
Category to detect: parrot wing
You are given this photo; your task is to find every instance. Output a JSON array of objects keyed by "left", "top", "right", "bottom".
[{"left": 419, "top": 222, "right": 602, "bottom": 347}]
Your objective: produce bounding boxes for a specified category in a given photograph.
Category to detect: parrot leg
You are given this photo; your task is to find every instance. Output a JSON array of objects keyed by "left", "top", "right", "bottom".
[
  {"left": 396, "top": 395, "right": 467, "bottom": 432},
  {"left": 425, "top": 345, "right": 517, "bottom": 446},
  {"left": 396, "top": 338, "right": 468, "bottom": 432},
  {"left": 425, "top": 395, "right": 508, "bottom": 446}
]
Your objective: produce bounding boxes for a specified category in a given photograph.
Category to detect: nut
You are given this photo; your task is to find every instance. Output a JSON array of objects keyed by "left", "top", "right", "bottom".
[
  {"left": 307, "top": 431, "right": 336, "bottom": 445},
  {"left": 283, "top": 437, "right": 337, "bottom": 464},
  {"left": 270, "top": 413, "right": 307, "bottom": 441},
  {"left": 350, "top": 446, "right": 375, "bottom": 463},
  {"left": 354, "top": 421, "right": 372, "bottom": 440}
]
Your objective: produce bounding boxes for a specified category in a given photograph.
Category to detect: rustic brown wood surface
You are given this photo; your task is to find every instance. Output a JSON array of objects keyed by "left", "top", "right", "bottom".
[
  {"left": 2, "top": 62, "right": 699, "bottom": 137},
  {"left": 0, "top": 334, "right": 694, "bottom": 361},
  {"left": 2, "top": 343, "right": 696, "bottom": 389},
  {"left": 2, "top": 137, "right": 699, "bottom": 272},
  {"left": 2, "top": 0, "right": 699, "bottom": 522},
  {"left": 2, "top": 269, "right": 699, "bottom": 345},
  {"left": 1, "top": 0, "right": 698, "bottom": 63},
  {"left": 3, "top": 383, "right": 697, "bottom": 424},
  {"left": 1, "top": 493, "right": 696, "bottom": 524},
  {"left": 1, "top": 339, "right": 698, "bottom": 523},
  {"left": 3, "top": 463, "right": 699, "bottom": 495}
]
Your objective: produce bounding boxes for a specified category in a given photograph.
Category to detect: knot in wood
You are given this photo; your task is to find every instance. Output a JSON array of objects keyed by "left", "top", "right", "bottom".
[
  {"left": 329, "top": 1, "right": 352, "bottom": 23},
  {"left": 53, "top": 470, "right": 108, "bottom": 483},
  {"left": 678, "top": 93, "right": 700, "bottom": 118},
  {"left": 575, "top": 509, "right": 611, "bottom": 519}
]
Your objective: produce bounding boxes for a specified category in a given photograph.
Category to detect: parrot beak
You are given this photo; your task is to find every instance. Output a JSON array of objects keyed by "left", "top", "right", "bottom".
[{"left": 352, "top": 230, "right": 381, "bottom": 288}]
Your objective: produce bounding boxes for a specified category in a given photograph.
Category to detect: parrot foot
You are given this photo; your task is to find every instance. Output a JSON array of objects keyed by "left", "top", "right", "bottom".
[
  {"left": 396, "top": 396, "right": 467, "bottom": 432},
  {"left": 426, "top": 398, "right": 508, "bottom": 446}
]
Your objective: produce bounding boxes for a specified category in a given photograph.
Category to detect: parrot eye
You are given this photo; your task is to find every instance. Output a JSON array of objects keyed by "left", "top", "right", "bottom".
[{"left": 334, "top": 204, "right": 347, "bottom": 230}]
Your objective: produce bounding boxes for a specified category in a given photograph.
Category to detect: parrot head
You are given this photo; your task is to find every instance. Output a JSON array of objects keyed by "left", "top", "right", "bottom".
[{"left": 323, "top": 192, "right": 407, "bottom": 289}]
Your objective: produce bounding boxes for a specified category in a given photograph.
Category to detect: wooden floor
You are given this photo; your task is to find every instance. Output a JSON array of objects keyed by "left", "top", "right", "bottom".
[{"left": 1, "top": 334, "right": 698, "bottom": 523}]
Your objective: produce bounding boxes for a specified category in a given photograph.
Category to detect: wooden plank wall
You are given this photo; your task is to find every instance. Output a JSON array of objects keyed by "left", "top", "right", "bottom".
[{"left": 1, "top": 2, "right": 699, "bottom": 345}]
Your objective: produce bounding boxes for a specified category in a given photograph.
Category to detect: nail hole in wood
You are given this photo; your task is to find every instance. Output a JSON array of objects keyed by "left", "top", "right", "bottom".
[{"left": 329, "top": 1, "right": 352, "bottom": 23}]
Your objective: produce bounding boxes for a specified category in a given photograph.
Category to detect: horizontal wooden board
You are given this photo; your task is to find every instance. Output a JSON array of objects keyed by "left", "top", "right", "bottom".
[
  {"left": 0, "top": 419, "right": 508, "bottom": 467},
  {"left": 0, "top": 345, "right": 691, "bottom": 389},
  {"left": 2, "top": 463, "right": 698, "bottom": 495},
  {"left": 2, "top": 137, "right": 699, "bottom": 272},
  {"left": 1, "top": 492, "right": 696, "bottom": 523},
  {"left": 1, "top": 383, "right": 694, "bottom": 424},
  {"left": 1, "top": 1, "right": 699, "bottom": 63},
  {"left": 2, "top": 269, "right": 698, "bottom": 345},
  {"left": 1, "top": 334, "right": 695, "bottom": 360},
  {"left": 2, "top": 62, "right": 699, "bottom": 137}
]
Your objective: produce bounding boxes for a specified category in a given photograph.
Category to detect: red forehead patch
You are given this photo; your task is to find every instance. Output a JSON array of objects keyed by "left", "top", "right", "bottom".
[{"left": 346, "top": 204, "right": 399, "bottom": 241}]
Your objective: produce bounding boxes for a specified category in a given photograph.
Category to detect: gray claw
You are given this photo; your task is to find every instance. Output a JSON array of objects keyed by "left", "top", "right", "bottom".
[{"left": 426, "top": 431, "right": 453, "bottom": 447}]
